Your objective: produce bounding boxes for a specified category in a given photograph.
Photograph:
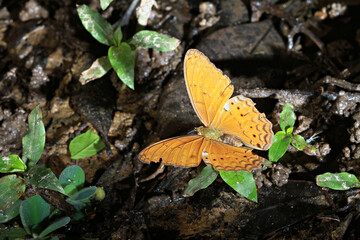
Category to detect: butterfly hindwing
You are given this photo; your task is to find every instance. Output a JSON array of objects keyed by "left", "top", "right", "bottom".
[
  {"left": 213, "top": 95, "right": 273, "bottom": 150},
  {"left": 184, "top": 49, "right": 234, "bottom": 127},
  {"left": 202, "top": 139, "right": 265, "bottom": 171},
  {"left": 139, "top": 135, "right": 206, "bottom": 167}
]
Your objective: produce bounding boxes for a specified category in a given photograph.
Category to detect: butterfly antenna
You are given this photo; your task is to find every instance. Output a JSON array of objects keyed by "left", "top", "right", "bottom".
[
  {"left": 306, "top": 130, "right": 323, "bottom": 144},
  {"left": 187, "top": 129, "right": 197, "bottom": 135}
]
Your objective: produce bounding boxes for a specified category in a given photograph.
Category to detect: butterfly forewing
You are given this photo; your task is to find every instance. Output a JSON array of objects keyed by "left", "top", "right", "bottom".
[
  {"left": 202, "top": 140, "right": 265, "bottom": 171},
  {"left": 184, "top": 49, "right": 234, "bottom": 127},
  {"left": 214, "top": 95, "right": 273, "bottom": 150},
  {"left": 139, "top": 135, "right": 205, "bottom": 167}
]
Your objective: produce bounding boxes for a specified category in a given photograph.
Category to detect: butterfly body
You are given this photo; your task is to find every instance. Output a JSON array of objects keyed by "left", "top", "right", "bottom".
[
  {"left": 196, "top": 126, "right": 223, "bottom": 141},
  {"left": 139, "top": 49, "right": 274, "bottom": 172},
  {"left": 221, "top": 134, "right": 245, "bottom": 148}
]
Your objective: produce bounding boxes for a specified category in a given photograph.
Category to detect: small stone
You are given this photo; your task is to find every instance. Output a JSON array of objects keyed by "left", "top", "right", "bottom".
[
  {"left": 333, "top": 93, "right": 358, "bottom": 117},
  {"left": 343, "top": 147, "right": 351, "bottom": 158},
  {"left": 319, "top": 143, "right": 331, "bottom": 156},
  {"left": 293, "top": 116, "right": 312, "bottom": 135},
  {"left": 30, "top": 65, "right": 50, "bottom": 89},
  {"left": 0, "top": 7, "right": 12, "bottom": 48},
  {"left": 49, "top": 97, "right": 75, "bottom": 119},
  {"left": 194, "top": 2, "right": 220, "bottom": 31},
  {"left": 270, "top": 163, "right": 291, "bottom": 187},
  {"left": 108, "top": 111, "right": 135, "bottom": 137},
  {"left": 46, "top": 48, "right": 64, "bottom": 71},
  {"left": 13, "top": 25, "right": 48, "bottom": 60},
  {"left": 350, "top": 120, "right": 360, "bottom": 143},
  {"left": 353, "top": 145, "right": 360, "bottom": 159},
  {"left": 19, "top": 0, "right": 49, "bottom": 22},
  {"left": 328, "top": 3, "right": 347, "bottom": 19}
]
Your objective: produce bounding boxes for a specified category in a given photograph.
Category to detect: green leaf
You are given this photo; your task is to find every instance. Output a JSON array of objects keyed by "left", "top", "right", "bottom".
[
  {"left": 69, "top": 129, "right": 105, "bottom": 159},
  {"left": 79, "top": 56, "right": 112, "bottom": 85},
  {"left": 66, "top": 198, "right": 87, "bottom": 210},
  {"left": 268, "top": 131, "right": 291, "bottom": 162},
  {"left": 59, "top": 165, "right": 85, "bottom": 189},
  {"left": 100, "top": 0, "right": 114, "bottom": 10},
  {"left": 0, "top": 155, "right": 26, "bottom": 173},
  {"left": 316, "top": 172, "right": 360, "bottom": 190},
  {"left": 22, "top": 105, "right": 45, "bottom": 167},
  {"left": 113, "top": 25, "right": 122, "bottom": 46},
  {"left": 70, "top": 186, "right": 97, "bottom": 201},
  {"left": 280, "top": 103, "right": 296, "bottom": 132},
  {"left": 291, "top": 135, "right": 308, "bottom": 150},
  {"left": 0, "top": 199, "right": 22, "bottom": 223},
  {"left": 63, "top": 185, "right": 77, "bottom": 196},
  {"left": 77, "top": 4, "right": 114, "bottom": 46},
  {"left": 291, "top": 135, "right": 318, "bottom": 155},
  {"left": 0, "top": 226, "right": 27, "bottom": 239},
  {"left": 27, "top": 165, "right": 65, "bottom": 194},
  {"left": 108, "top": 43, "right": 135, "bottom": 90},
  {"left": 286, "top": 127, "right": 293, "bottom": 135},
  {"left": 129, "top": 30, "right": 180, "bottom": 51},
  {"left": 0, "top": 175, "right": 25, "bottom": 210},
  {"left": 38, "top": 217, "right": 71, "bottom": 238},
  {"left": 66, "top": 201, "right": 86, "bottom": 220},
  {"left": 183, "top": 167, "right": 218, "bottom": 197},
  {"left": 66, "top": 197, "right": 88, "bottom": 220},
  {"left": 220, "top": 171, "right": 258, "bottom": 202},
  {"left": 20, "top": 195, "right": 50, "bottom": 234}
]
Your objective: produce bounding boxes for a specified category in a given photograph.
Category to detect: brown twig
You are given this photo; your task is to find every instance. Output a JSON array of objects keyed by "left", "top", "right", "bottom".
[
  {"left": 138, "top": 164, "right": 166, "bottom": 183},
  {"left": 288, "top": 21, "right": 326, "bottom": 53},
  {"left": 322, "top": 75, "right": 360, "bottom": 92},
  {"left": 320, "top": 188, "right": 337, "bottom": 210},
  {"left": 117, "top": 0, "right": 140, "bottom": 27},
  {"left": 331, "top": 212, "right": 354, "bottom": 239},
  {"left": 237, "top": 88, "right": 360, "bottom": 106},
  {"left": 237, "top": 88, "right": 313, "bottom": 107}
]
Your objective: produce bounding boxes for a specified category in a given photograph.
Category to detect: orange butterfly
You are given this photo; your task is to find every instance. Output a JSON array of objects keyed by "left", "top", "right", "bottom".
[{"left": 139, "top": 49, "right": 273, "bottom": 171}]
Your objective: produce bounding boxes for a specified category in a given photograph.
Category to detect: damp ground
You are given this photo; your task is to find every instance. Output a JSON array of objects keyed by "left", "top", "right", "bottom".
[{"left": 1, "top": 0, "right": 360, "bottom": 239}]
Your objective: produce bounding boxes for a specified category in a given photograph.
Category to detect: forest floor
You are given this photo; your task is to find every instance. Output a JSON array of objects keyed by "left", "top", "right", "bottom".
[{"left": 1, "top": 0, "right": 360, "bottom": 239}]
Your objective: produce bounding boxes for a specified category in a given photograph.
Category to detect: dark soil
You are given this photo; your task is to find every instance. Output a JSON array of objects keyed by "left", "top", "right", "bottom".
[{"left": 1, "top": 0, "right": 360, "bottom": 239}]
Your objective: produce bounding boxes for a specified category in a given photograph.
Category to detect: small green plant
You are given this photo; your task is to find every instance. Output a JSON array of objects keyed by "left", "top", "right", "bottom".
[
  {"left": 1, "top": 195, "right": 70, "bottom": 240},
  {"left": 77, "top": 4, "right": 180, "bottom": 89},
  {"left": 59, "top": 165, "right": 98, "bottom": 220},
  {"left": 0, "top": 106, "right": 60, "bottom": 215},
  {"left": 0, "top": 106, "right": 102, "bottom": 238},
  {"left": 184, "top": 166, "right": 258, "bottom": 202},
  {"left": 268, "top": 103, "right": 317, "bottom": 162},
  {"left": 316, "top": 172, "right": 360, "bottom": 190},
  {"left": 69, "top": 129, "right": 105, "bottom": 159}
]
